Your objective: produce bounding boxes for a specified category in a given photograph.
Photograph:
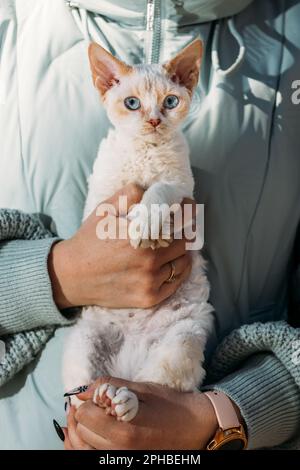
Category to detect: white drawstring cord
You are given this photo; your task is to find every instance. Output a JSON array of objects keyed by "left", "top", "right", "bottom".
[
  {"left": 66, "top": 1, "right": 246, "bottom": 75},
  {"left": 212, "top": 17, "right": 246, "bottom": 76},
  {"left": 68, "top": 5, "right": 111, "bottom": 48},
  {"left": 70, "top": 7, "right": 91, "bottom": 42}
]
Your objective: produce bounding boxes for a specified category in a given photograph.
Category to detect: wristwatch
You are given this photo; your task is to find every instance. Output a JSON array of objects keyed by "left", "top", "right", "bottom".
[{"left": 204, "top": 390, "right": 248, "bottom": 450}]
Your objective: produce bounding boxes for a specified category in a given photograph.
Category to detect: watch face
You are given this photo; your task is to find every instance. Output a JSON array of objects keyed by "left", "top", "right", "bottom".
[{"left": 218, "top": 439, "right": 245, "bottom": 450}]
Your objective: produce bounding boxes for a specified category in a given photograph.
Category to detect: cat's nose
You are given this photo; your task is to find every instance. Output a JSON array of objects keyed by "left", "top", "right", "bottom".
[{"left": 148, "top": 118, "right": 161, "bottom": 128}]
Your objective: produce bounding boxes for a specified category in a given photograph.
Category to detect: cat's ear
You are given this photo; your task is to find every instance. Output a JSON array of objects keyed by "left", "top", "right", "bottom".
[
  {"left": 88, "top": 43, "right": 132, "bottom": 97},
  {"left": 164, "top": 39, "right": 203, "bottom": 95}
]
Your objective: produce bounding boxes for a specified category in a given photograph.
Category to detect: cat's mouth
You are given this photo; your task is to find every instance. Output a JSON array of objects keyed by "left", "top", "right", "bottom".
[{"left": 143, "top": 124, "right": 166, "bottom": 135}]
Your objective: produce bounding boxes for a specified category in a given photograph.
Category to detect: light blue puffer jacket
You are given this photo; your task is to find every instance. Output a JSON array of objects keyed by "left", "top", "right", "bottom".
[
  {"left": 0, "top": 0, "right": 300, "bottom": 450},
  {"left": 1, "top": 0, "right": 299, "bottom": 338}
]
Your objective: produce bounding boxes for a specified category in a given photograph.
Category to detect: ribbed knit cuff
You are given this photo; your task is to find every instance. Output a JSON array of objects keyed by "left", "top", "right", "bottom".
[
  {"left": 206, "top": 353, "right": 300, "bottom": 449},
  {"left": 0, "top": 238, "right": 74, "bottom": 335}
]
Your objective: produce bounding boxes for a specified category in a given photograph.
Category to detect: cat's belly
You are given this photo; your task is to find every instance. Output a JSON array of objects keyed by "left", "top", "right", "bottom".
[{"left": 63, "top": 252, "right": 213, "bottom": 391}]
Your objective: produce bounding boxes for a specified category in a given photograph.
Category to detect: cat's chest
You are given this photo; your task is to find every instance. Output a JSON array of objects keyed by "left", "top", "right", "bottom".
[
  {"left": 121, "top": 151, "right": 163, "bottom": 187},
  {"left": 97, "top": 130, "right": 189, "bottom": 190},
  {"left": 117, "top": 141, "right": 173, "bottom": 187}
]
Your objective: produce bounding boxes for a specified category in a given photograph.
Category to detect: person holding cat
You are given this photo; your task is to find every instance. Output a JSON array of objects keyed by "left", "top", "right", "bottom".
[{"left": 1, "top": 0, "right": 300, "bottom": 450}]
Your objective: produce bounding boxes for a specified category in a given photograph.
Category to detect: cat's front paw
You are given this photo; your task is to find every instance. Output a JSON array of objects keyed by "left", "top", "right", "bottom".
[
  {"left": 93, "top": 383, "right": 139, "bottom": 422},
  {"left": 127, "top": 203, "right": 173, "bottom": 250}
]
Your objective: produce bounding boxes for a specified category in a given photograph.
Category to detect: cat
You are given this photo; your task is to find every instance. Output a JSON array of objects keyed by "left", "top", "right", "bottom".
[{"left": 63, "top": 39, "right": 214, "bottom": 422}]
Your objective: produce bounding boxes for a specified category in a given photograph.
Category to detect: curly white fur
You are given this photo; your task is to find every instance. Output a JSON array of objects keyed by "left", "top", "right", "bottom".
[{"left": 63, "top": 40, "right": 214, "bottom": 420}]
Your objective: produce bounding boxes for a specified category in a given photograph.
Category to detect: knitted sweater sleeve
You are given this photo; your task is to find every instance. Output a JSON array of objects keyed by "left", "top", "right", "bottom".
[
  {"left": 0, "top": 209, "right": 73, "bottom": 335},
  {"left": 0, "top": 209, "right": 76, "bottom": 386},
  {"left": 205, "top": 321, "right": 300, "bottom": 449}
]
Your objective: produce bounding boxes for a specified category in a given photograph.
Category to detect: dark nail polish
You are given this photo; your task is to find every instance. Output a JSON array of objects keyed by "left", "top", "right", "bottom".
[
  {"left": 64, "top": 396, "right": 71, "bottom": 414},
  {"left": 53, "top": 419, "right": 65, "bottom": 442},
  {"left": 63, "top": 385, "right": 89, "bottom": 397}
]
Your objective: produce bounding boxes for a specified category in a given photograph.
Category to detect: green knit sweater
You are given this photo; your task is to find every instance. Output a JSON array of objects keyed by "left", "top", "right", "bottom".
[
  {"left": 0, "top": 209, "right": 74, "bottom": 385},
  {"left": 0, "top": 209, "right": 299, "bottom": 449}
]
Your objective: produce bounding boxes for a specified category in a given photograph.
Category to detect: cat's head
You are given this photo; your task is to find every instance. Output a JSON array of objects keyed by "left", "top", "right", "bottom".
[{"left": 88, "top": 39, "right": 203, "bottom": 140}]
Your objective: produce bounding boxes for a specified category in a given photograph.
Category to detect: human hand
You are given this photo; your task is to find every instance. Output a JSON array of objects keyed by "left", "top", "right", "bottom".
[
  {"left": 48, "top": 184, "right": 195, "bottom": 310},
  {"left": 62, "top": 376, "right": 218, "bottom": 450}
]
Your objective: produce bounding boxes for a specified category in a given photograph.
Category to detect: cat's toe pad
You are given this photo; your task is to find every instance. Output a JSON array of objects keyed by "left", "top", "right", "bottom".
[{"left": 93, "top": 384, "right": 139, "bottom": 422}]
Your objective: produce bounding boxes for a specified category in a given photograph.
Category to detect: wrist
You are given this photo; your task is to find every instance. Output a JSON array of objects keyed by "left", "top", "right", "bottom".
[
  {"left": 189, "top": 392, "right": 218, "bottom": 447},
  {"left": 200, "top": 393, "right": 219, "bottom": 441},
  {"left": 48, "top": 239, "right": 80, "bottom": 310}
]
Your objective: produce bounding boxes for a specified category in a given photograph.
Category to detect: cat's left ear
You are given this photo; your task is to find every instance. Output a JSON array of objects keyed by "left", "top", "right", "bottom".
[
  {"left": 88, "top": 42, "right": 132, "bottom": 97},
  {"left": 164, "top": 39, "right": 203, "bottom": 95}
]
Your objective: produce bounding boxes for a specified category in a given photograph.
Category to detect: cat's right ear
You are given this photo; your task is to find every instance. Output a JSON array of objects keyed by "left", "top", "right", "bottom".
[
  {"left": 164, "top": 39, "right": 203, "bottom": 95},
  {"left": 88, "top": 43, "right": 132, "bottom": 97}
]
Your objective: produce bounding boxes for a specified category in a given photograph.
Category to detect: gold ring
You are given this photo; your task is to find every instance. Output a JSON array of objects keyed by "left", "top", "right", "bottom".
[{"left": 166, "top": 261, "right": 176, "bottom": 283}]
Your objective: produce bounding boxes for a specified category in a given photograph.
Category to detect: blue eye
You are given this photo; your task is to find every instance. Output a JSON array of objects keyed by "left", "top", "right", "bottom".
[
  {"left": 163, "top": 95, "right": 179, "bottom": 109},
  {"left": 124, "top": 96, "right": 141, "bottom": 110}
]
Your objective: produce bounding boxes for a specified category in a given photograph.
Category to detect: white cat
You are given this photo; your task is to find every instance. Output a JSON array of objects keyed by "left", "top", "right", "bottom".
[{"left": 63, "top": 39, "right": 214, "bottom": 422}]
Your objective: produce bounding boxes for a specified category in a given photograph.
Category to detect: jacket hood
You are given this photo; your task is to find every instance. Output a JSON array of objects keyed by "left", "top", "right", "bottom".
[
  {"left": 67, "top": 0, "right": 252, "bottom": 75},
  {"left": 67, "top": 0, "right": 254, "bottom": 25}
]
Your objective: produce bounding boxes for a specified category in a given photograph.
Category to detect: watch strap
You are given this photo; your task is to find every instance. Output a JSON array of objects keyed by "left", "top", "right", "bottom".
[{"left": 204, "top": 390, "right": 240, "bottom": 430}]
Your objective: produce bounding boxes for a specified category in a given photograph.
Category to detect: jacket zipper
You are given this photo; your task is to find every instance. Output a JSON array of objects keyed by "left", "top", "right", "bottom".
[{"left": 145, "top": 0, "right": 161, "bottom": 64}]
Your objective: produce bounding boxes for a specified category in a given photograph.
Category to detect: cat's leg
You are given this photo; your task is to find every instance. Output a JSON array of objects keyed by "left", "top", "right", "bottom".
[
  {"left": 128, "top": 181, "right": 192, "bottom": 249},
  {"left": 136, "top": 338, "right": 205, "bottom": 392},
  {"left": 135, "top": 309, "right": 213, "bottom": 392},
  {"left": 93, "top": 384, "right": 139, "bottom": 422},
  {"left": 63, "top": 309, "right": 124, "bottom": 408},
  {"left": 63, "top": 324, "right": 95, "bottom": 408}
]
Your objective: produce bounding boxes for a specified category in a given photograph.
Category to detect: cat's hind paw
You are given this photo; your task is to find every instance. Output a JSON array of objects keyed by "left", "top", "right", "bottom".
[
  {"left": 93, "top": 383, "right": 117, "bottom": 411},
  {"left": 111, "top": 386, "right": 139, "bottom": 422},
  {"left": 93, "top": 383, "right": 139, "bottom": 422}
]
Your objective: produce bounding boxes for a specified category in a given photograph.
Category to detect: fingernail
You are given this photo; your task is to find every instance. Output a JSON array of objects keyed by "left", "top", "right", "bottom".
[
  {"left": 53, "top": 419, "right": 65, "bottom": 442},
  {"left": 63, "top": 385, "right": 89, "bottom": 397},
  {"left": 64, "top": 396, "right": 71, "bottom": 415}
]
